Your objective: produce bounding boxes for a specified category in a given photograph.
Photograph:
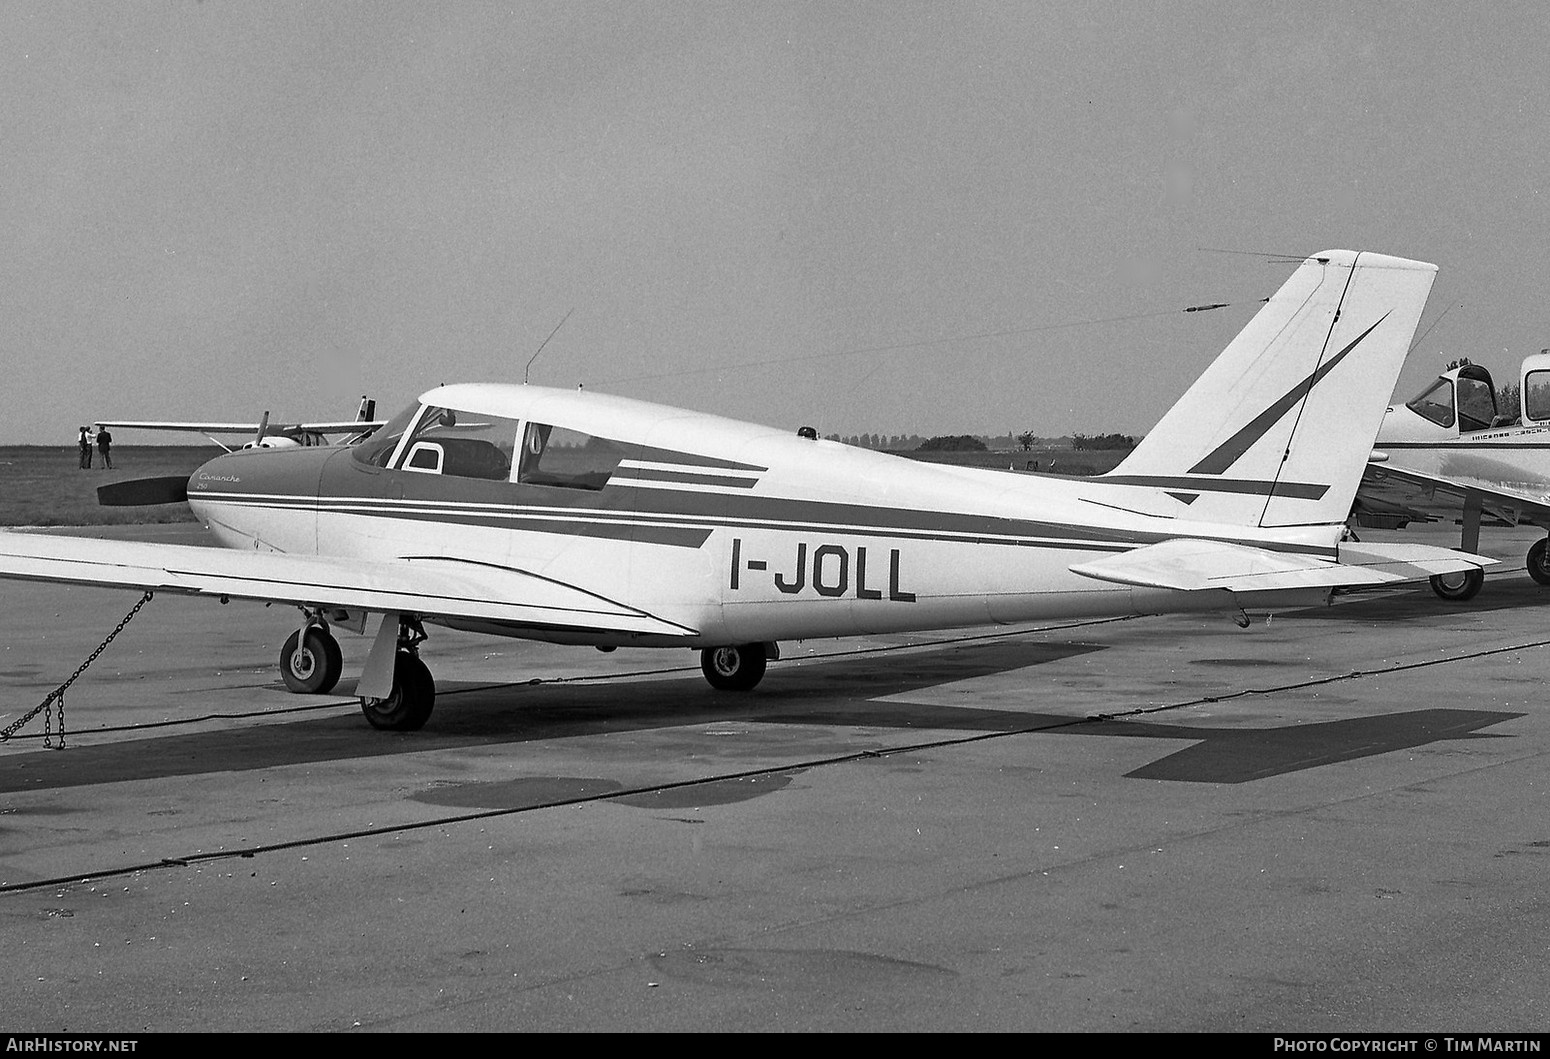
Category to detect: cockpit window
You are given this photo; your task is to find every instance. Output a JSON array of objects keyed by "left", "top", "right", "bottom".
[
  {"left": 1456, "top": 376, "right": 1497, "bottom": 432},
  {"left": 1406, "top": 378, "right": 1455, "bottom": 428},
  {"left": 1526, "top": 371, "right": 1550, "bottom": 422},
  {"left": 396, "top": 406, "right": 519, "bottom": 480},
  {"left": 517, "top": 424, "right": 628, "bottom": 490},
  {"left": 352, "top": 403, "right": 421, "bottom": 467}
]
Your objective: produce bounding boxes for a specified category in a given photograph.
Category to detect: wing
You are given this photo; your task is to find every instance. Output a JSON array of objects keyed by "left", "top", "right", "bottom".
[
  {"left": 1068, "top": 537, "right": 1493, "bottom": 593},
  {"left": 0, "top": 532, "right": 696, "bottom": 640},
  {"left": 94, "top": 420, "right": 265, "bottom": 434},
  {"left": 292, "top": 420, "right": 388, "bottom": 434},
  {"left": 1358, "top": 460, "right": 1550, "bottom": 528},
  {"left": 93, "top": 420, "right": 387, "bottom": 435}
]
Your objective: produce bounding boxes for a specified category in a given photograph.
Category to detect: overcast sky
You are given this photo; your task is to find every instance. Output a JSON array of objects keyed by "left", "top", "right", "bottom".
[{"left": 3, "top": 1, "right": 1549, "bottom": 446}]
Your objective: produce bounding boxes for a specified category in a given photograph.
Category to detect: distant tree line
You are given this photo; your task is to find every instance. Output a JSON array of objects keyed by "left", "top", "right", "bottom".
[
  {"left": 822, "top": 431, "right": 1139, "bottom": 451},
  {"left": 916, "top": 435, "right": 988, "bottom": 452},
  {"left": 1071, "top": 432, "right": 1136, "bottom": 451},
  {"left": 823, "top": 433, "right": 928, "bottom": 449}
]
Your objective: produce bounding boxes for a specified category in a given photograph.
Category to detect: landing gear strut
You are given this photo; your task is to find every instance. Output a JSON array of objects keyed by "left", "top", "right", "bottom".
[
  {"left": 700, "top": 643, "right": 772, "bottom": 691},
  {"left": 359, "top": 616, "right": 435, "bottom": 731},
  {"left": 1431, "top": 491, "right": 1486, "bottom": 602},
  {"left": 279, "top": 624, "right": 342, "bottom": 694}
]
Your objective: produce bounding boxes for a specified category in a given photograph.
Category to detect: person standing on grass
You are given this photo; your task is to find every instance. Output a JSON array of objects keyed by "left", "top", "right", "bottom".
[
  {"left": 78, "top": 427, "right": 92, "bottom": 469},
  {"left": 96, "top": 426, "right": 112, "bottom": 470}
]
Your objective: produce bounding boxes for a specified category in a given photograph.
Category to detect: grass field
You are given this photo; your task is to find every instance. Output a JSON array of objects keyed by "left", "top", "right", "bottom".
[
  {"left": 0, "top": 446, "right": 213, "bottom": 526},
  {"left": 0, "top": 443, "right": 1131, "bottom": 527}
]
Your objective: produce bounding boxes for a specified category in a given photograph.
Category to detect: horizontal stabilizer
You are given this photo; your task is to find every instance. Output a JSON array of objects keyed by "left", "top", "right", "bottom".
[
  {"left": 0, "top": 532, "right": 697, "bottom": 640},
  {"left": 1069, "top": 538, "right": 1493, "bottom": 593}
]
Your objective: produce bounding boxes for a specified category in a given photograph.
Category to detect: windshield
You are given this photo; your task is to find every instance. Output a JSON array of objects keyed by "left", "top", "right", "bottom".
[
  {"left": 1405, "top": 378, "right": 1455, "bottom": 428},
  {"left": 397, "top": 406, "right": 519, "bottom": 480},
  {"left": 352, "top": 403, "right": 421, "bottom": 467}
]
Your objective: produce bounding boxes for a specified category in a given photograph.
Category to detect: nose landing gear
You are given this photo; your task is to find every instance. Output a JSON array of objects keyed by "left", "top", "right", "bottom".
[{"left": 279, "top": 625, "right": 343, "bottom": 694}]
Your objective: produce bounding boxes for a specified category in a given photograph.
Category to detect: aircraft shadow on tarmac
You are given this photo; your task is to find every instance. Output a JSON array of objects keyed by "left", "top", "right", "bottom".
[
  {"left": 0, "top": 638, "right": 1524, "bottom": 792},
  {"left": 1285, "top": 577, "right": 1550, "bottom": 622}
]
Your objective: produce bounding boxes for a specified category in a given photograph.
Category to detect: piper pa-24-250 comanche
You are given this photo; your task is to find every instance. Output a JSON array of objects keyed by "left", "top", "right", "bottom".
[{"left": 0, "top": 250, "right": 1491, "bottom": 731}]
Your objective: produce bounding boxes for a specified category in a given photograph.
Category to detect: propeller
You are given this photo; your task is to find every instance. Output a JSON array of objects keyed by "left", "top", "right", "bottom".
[{"left": 97, "top": 476, "right": 189, "bottom": 507}]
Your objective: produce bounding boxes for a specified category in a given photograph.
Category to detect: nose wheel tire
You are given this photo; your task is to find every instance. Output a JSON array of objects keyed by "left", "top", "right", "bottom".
[
  {"left": 1528, "top": 538, "right": 1550, "bottom": 586},
  {"left": 701, "top": 644, "right": 768, "bottom": 691},
  {"left": 360, "top": 651, "right": 436, "bottom": 731},
  {"left": 279, "top": 627, "right": 343, "bottom": 694},
  {"left": 1430, "top": 568, "right": 1484, "bottom": 602}
]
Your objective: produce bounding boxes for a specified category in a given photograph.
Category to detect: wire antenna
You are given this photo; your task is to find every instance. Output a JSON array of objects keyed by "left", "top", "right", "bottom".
[
  {"left": 1409, "top": 302, "right": 1458, "bottom": 354},
  {"left": 524, "top": 308, "right": 576, "bottom": 385}
]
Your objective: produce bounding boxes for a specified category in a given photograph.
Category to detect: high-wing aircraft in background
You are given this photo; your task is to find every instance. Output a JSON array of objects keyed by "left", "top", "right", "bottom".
[
  {"left": 96, "top": 395, "right": 385, "bottom": 452},
  {"left": 1357, "top": 352, "right": 1550, "bottom": 601},
  {"left": 0, "top": 250, "right": 1489, "bottom": 731}
]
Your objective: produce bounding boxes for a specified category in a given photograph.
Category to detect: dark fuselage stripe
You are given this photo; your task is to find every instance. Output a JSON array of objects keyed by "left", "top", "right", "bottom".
[
  {"left": 195, "top": 490, "right": 1335, "bottom": 557},
  {"left": 1098, "top": 474, "right": 1329, "bottom": 500}
]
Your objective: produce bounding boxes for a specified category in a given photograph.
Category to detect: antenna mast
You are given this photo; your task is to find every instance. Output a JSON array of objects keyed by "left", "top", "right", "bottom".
[{"left": 524, "top": 308, "right": 576, "bottom": 384}]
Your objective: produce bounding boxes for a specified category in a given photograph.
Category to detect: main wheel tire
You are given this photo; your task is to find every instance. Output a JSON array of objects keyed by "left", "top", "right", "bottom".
[
  {"left": 1528, "top": 538, "right": 1550, "bottom": 586},
  {"left": 700, "top": 644, "right": 768, "bottom": 691},
  {"left": 360, "top": 651, "right": 436, "bottom": 731},
  {"left": 1430, "top": 568, "right": 1484, "bottom": 602},
  {"left": 279, "top": 628, "right": 343, "bottom": 694}
]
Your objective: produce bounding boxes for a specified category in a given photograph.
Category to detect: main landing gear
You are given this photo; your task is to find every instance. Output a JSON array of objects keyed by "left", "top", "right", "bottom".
[
  {"left": 360, "top": 617, "right": 435, "bottom": 731},
  {"left": 700, "top": 643, "right": 776, "bottom": 691},
  {"left": 1430, "top": 492, "right": 1487, "bottom": 603},
  {"left": 360, "top": 650, "right": 435, "bottom": 731},
  {"left": 1527, "top": 536, "right": 1550, "bottom": 587},
  {"left": 1429, "top": 568, "right": 1485, "bottom": 602}
]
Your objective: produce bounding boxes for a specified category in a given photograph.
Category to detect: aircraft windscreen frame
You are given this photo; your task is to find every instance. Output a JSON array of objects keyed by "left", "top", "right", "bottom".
[{"left": 353, "top": 403, "right": 423, "bottom": 467}]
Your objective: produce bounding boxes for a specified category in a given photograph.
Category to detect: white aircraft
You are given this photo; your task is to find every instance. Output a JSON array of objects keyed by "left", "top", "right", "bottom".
[
  {"left": 1359, "top": 352, "right": 1550, "bottom": 600},
  {"left": 0, "top": 250, "right": 1489, "bottom": 731},
  {"left": 95, "top": 395, "right": 385, "bottom": 452}
]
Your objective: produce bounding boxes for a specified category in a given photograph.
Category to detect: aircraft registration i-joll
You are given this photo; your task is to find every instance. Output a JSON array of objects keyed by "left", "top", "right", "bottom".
[{"left": 0, "top": 250, "right": 1491, "bottom": 731}]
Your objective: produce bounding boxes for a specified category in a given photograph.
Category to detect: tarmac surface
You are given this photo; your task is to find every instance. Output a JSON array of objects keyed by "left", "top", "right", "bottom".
[{"left": 1, "top": 522, "right": 1547, "bottom": 1032}]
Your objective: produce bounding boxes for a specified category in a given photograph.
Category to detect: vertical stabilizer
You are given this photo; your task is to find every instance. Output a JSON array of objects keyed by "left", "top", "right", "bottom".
[{"left": 1106, "top": 250, "right": 1436, "bottom": 528}]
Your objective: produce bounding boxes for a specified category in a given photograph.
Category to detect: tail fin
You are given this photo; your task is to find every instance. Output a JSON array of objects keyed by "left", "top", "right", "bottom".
[{"left": 1106, "top": 250, "right": 1437, "bottom": 528}]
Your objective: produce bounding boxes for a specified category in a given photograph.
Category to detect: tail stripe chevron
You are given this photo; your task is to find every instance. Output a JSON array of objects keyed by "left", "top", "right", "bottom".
[
  {"left": 1102, "top": 250, "right": 1437, "bottom": 529},
  {"left": 1188, "top": 312, "right": 1390, "bottom": 476}
]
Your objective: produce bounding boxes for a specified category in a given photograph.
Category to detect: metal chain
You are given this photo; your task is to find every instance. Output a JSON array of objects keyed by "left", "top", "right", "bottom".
[{"left": 1, "top": 590, "right": 155, "bottom": 749}]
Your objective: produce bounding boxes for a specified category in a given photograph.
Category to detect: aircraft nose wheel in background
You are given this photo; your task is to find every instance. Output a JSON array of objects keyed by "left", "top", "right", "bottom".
[
  {"left": 360, "top": 650, "right": 436, "bottom": 730},
  {"left": 1527, "top": 537, "right": 1550, "bottom": 586},
  {"left": 701, "top": 644, "right": 769, "bottom": 690},
  {"left": 279, "top": 627, "right": 343, "bottom": 694},
  {"left": 1430, "top": 568, "right": 1485, "bottom": 602}
]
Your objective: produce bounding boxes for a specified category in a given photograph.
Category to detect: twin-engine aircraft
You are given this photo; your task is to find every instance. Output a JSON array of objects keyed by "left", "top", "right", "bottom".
[
  {"left": 0, "top": 250, "right": 1489, "bottom": 731},
  {"left": 1358, "top": 353, "right": 1550, "bottom": 601}
]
